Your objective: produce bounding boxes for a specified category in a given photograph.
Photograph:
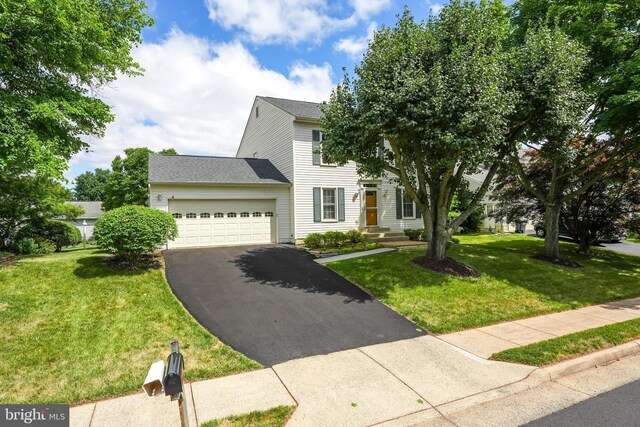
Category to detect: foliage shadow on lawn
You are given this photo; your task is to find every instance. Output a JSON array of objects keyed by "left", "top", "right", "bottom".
[{"left": 73, "top": 255, "right": 149, "bottom": 279}]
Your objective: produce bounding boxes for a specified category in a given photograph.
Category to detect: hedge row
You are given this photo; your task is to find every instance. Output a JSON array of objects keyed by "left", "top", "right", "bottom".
[{"left": 303, "top": 230, "right": 365, "bottom": 250}]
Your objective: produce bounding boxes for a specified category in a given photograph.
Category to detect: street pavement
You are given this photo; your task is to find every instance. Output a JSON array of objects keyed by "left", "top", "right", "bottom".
[
  {"left": 598, "top": 241, "right": 640, "bottom": 256},
  {"left": 525, "top": 379, "right": 640, "bottom": 427}
]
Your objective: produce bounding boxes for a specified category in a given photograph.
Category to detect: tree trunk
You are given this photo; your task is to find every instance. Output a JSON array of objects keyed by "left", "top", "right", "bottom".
[
  {"left": 427, "top": 203, "right": 449, "bottom": 261},
  {"left": 421, "top": 210, "right": 433, "bottom": 243},
  {"left": 578, "top": 233, "right": 590, "bottom": 255},
  {"left": 544, "top": 203, "right": 562, "bottom": 260}
]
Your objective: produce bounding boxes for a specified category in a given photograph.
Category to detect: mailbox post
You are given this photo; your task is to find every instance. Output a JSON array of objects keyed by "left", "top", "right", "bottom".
[{"left": 164, "top": 339, "right": 189, "bottom": 427}]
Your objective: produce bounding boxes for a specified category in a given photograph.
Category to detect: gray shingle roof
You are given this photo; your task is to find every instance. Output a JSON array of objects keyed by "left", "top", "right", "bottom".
[
  {"left": 258, "top": 96, "right": 324, "bottom": 121},
  {"left": 148, "top": 154, "right": 291, "bottom": 185},
  {"left": 71, "top": 201, "right": 103, "bottom": 219}
]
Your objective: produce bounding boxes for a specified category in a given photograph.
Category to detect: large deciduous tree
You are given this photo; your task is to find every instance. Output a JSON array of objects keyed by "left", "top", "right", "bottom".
[
  {"left": 507, "top": 0, "right": 640, "bottom": 260},
  {"left": 103, "top": 148, "right": 177, "bottom": 210},
  {"left": 0, "top": 0, "right": 153, "bottom": 180},
  {"left": 321, "top": 2, "right": 513, "bottom": 261},
  {"left": 73, "top": 168, "right": 111, "bottom": 201}
]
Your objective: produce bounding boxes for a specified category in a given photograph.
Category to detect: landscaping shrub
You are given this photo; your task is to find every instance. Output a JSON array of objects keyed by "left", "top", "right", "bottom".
[
  {"left": 94, "top": 206, "right": 177, "bottom": 265},
  {"left": 323, "top": 231, "right": 348, "bottom": 248},
  {"left": 14, "top": 238, "right": 53, "bottom": 255},
  {"left": 345, "top": 229, "right": 365, "bottom": 245},
  {"left": 303, "top": 233, "right": 324, "bottom": 249},
  {"left": 14, "top": 220, "right": 80, "bottom": 253},
  {"left": 404, "top": 228, "right": 425, "bottom": 241}
]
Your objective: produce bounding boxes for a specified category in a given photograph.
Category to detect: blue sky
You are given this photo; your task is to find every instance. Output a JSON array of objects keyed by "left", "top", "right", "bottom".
[{"left": 67, "top": 0, "right": 513, "bottom": 182}]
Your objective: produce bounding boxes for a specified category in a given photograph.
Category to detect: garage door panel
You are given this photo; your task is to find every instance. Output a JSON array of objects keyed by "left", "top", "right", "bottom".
[{"left": 168, "top": 199, "right": 276, "bottom": 248}]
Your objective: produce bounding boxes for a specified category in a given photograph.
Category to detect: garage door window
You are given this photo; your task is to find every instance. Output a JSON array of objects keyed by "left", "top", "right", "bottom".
[
  {"left": 172, "top": 213, "right": 182, "bottom": 219},
  {"left": 227, "top": 212, "right": 237, "bottom": 218},
  {"left": 186, "top": 213, "right": 197, "bottom": 219},
  {"left": 265, "top": 212, "right": 274, "bottom": 217},
  {"left": 200, "top": 212, "right": 211, "bottom": 219},
  {"left": 240, "top": 212, "right": 250, "bottom": 218},
  {"left": 253, "top": 212, "right": 262, "bottom": 217},
  {"left": 214, "top": 212, "right": 224, "bottom": 218}
]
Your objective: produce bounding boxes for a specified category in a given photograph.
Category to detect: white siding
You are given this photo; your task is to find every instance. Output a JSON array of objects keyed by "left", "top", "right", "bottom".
[
  {"left": 236, "top": 98, "right": 295, "bottom": 181},
  {"left": 149, "top": 184, "right": 293, "bottom": 242},
  {"left": 378, "top": 178, "right": 424, "bottom": 231}
]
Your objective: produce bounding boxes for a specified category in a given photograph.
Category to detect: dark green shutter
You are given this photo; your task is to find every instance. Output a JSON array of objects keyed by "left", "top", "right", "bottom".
[
  {"left": 338, "top": 188, "right": 345, "bottom": 222},
  {"left": 378, "top": 137, "right": 385, "bottom": 159},
  {"left": 312, "top": 130, "right": 321, "bottom": 165},
  {"left": 396, "top": 188, "right": 403, "bottom": 219},
  {"left": 313, "top": 187, "right": 321, "bottom": 222}
]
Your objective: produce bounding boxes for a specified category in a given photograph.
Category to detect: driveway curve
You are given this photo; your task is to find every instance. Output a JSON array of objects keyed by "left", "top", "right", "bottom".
[{"left": 163, "top": 244, "right": 425, "bottom": 366}]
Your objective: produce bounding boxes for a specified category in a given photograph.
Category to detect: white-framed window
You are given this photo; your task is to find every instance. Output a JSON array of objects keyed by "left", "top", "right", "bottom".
[
  {"left": 240, "top": 212, "right": 250, "bottom": 218},
  {"left": 252, "top": 212, "right": 262, "bottom": 217},
  {"left": 200, "top": 212, "right": 211, "bottom": 219},
  {"left": 265, "top": 212, "right": 274, "bottom": 217},
  {"left": 227, "top": 212, "right": 237, "bottom": 218},
  {"left": 312, "top": 130, "right": 336, "bottom": 166},
  {"left": 402, "top": 191, "right": 415, "bottom": 219},
  {"left": 322, "top": 188, "right": 337, "bottom": 221},
  {"left": 186, "top": 213, "right": 197, "bottom": 219},
  {"left": 213, "top": 212, "right": 224, "bottom": 218},
  {"left": 172, "top": 213, "right": 182, "bottom": 219}
]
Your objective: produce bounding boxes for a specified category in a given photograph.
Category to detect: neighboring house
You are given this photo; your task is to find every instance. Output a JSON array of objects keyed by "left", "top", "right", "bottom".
[
  {"left": 64, "top": 201, "right": 103, "bottom": 240},
  {"left": 149, "top": 96, "right": 529, "bottom": 249}
]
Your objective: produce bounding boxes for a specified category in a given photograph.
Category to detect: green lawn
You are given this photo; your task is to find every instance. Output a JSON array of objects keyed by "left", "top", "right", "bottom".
[
  {"left": 628, "top": 234, "right": 640, "bottom": 244},
  {"left": 492, "top": 318, "right": 640, "bottom": 366},
  {"left": 200, "top": 406, "right": 295, "bottom": 427},
  {"left": 0, "top": 249, "right": 260, "bottom": 405},
  {"left": 328, "top": 234, "right": 640, "bottom": 334}
]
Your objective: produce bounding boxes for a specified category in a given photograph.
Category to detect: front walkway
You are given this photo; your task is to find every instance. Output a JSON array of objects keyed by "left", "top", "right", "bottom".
[
  {"left": 440, "top": 297, "right": 640, "bottom": 358},
  {"left": 71, "top": 296, "right": 640, "bottom": 427}
]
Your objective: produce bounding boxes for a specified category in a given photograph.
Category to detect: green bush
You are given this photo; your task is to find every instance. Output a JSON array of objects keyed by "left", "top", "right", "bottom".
[
  {"left": 15, "top": 220, "right": 80, "bottom": 252},
  {"left": 303, "top": 233, "right": 324, "bottom": 249},
  {"left": 94, "top": 206, "right": 178, "bottom": 263},
  {"left": 404, "top": 228, "right": 425, "bottom": 241},
  {"left": 14, "top": 238, "right": 53, "bottom": 255},
  {"left": 345, "top": 229, "right": 365, "bottom": 245},
  {"left": 323, "top": 231, "right": 347, "bottom": 248}
]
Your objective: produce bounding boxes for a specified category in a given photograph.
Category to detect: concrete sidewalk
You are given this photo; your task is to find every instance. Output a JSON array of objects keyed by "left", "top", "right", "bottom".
[
  {"left": 70, "top": 297, "right": 640, "bottom": 427},
  {"left": 440, "top": 297, "right": 640, "bottom": 358}
]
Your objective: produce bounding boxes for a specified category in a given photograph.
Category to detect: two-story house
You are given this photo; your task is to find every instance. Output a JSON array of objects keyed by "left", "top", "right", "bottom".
[{"left": 149, "top": 96, "right": 512, "bottom": 249}]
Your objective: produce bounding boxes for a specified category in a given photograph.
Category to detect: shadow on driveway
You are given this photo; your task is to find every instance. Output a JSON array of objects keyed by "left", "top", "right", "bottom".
[{"left": 163, "top": 244, "right": 424, "bottom": 366}]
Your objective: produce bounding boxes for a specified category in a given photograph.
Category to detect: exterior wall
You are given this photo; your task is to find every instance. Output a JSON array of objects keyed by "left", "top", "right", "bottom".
[
  {"left": 149, "top": 183, "right": 293, "bottom": 242},
  {"left": 236, "top": 98, "right": 295, "bottom": 182},
  {"left": 293, "top": 121, "right": 361, "bottom": 238},
  {"left": 378, "top": 177, "right": 424, "bottom": 231}
]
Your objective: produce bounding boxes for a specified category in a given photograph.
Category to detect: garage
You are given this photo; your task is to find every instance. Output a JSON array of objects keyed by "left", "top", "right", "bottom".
[{"left": 168, "top": 199, "right": 277, "bottom": 249}]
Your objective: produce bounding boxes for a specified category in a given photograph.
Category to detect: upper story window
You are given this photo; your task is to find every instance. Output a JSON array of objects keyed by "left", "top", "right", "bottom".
[{"left": 312, "top": 130, "right": 336, "bottom": 166}]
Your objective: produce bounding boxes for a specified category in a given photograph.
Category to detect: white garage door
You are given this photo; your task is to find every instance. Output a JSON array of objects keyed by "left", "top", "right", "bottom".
[{"left": 168, "top": 200, "right": 276, "bottom": 248}]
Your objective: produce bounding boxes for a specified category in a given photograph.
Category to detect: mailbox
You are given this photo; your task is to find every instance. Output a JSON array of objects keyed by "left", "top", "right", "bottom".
[{"left": 163, "top": 351, "right": 184, "bottom": 395}]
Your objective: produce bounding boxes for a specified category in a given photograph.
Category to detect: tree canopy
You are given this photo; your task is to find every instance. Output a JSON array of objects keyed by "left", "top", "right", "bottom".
[
  {"left": 73, "top": 168, "right": 111, "bottom": 201},
  {"left": 322, "top": 1, "right": 513, "bottom": 260},
  {"left": 0, "top": 0, "right": 153, "bottom": 179}
]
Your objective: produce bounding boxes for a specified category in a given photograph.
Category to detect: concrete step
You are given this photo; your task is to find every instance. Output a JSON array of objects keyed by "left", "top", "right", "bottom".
[{"left": 364, "top": 227, "right": 390, "bottom": 233}]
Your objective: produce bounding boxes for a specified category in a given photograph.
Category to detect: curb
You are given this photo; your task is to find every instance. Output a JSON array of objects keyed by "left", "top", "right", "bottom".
[{"left": 380, "top": 340, "right": 640, "bottom": 426}]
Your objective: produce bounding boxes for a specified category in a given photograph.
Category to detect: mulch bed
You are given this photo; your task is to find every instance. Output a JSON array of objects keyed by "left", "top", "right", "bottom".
[
  {"left": 412, "top": 256, "right": 479, "bottom": 277},
  {"left": 530, "top": 254, "right": 582, "bottom": 268},
  {"left": 0, "top": 254, "right": 16, "bottom": 267}
]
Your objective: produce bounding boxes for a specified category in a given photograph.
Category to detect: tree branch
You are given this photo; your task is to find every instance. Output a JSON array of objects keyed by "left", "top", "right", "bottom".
[{"left": 449, "top": 161, "right": 500, "bottom": 232}]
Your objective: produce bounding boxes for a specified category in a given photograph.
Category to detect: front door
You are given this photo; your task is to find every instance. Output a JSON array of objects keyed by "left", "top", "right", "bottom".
[{"left": 365, "top": 190, "right": 378, "bottom": 226}]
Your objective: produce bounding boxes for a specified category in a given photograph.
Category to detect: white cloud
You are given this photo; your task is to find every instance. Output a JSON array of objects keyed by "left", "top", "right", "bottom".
[
  {"left": 204, "top": 0, "right": 389, "bottom": 45},
  {"left": 427, "top": 1, "right": 444, "bottom": 15},
  {"left": 334, "top": 22, "right": 377, "bottom": 59},
  {"left": 66, "top": 29, "right": 334, "bottom": 179}
]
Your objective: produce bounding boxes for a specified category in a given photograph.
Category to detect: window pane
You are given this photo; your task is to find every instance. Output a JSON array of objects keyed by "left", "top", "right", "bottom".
[
  {"left": 227, "top": 212, "right": 237, "bottom": 218},
  {"left": 323, "top": 205, "right": 336, "bottom": 220},
  {"left": 265, "top": 212, "right": 274, "bottom": 217},
  {"left": 200, "top": 213, "right": 210, "bottom": 218},
  {"left": 172, "top": 213, "right": 182, "bottom": 219},
  {"left": 186, "top": 213, "right": 197, "bottom": 219},
  {"left": 323, "top": 189, "right": 335, "bottom": 203},
  {"left": 213, "top": 212, "right": 224, "bottom": 218},
  {"left": 253, "top": 212, "right": 262, "bottom": 217},
  {"left": 240, "top": 212, "right": 250, "bottom": 218}
]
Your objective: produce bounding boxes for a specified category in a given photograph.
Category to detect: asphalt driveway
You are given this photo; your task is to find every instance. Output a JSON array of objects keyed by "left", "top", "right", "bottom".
[
  {"left": 597, "top": 241, "right": 640, "bottom": 256},
  {"left": 163, "top": 245, "right": 425, "bottom": 366}
]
